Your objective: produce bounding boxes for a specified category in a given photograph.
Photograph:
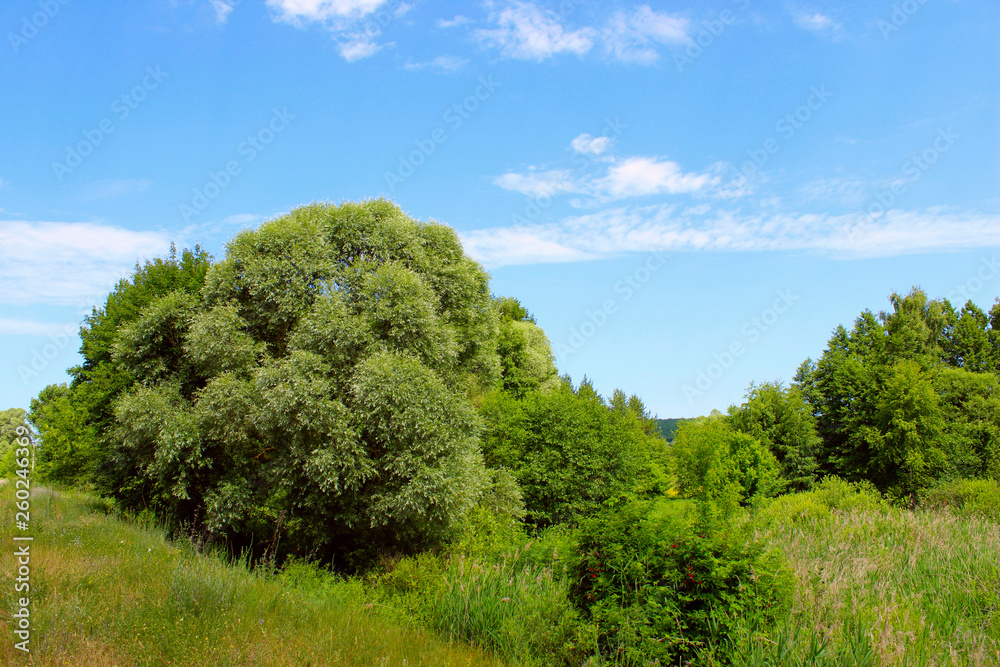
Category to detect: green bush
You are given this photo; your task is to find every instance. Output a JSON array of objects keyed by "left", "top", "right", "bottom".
[
  {"left": 922, "top": 478, "right": 1000, "bottom": 521},
  {"left": 479, "top": 382, "right": 670, "bottom": 528},
  {"left": 809, "top": 476, "right": 888, "bottom": 513},
  {"left": 752, "top": 477, "right": 888, "bottom": 532},
  {"left": 570, "top": 500, "right": 792, "bottom": 666}
]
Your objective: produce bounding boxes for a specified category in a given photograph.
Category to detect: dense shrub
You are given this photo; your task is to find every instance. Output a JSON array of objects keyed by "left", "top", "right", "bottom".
[
  {"left": 479, "top": 381, "right": 671, "bottom": 527},
  {"left": 751, "top": 476, "right": 889, "bottom": 532},
  {"left": 922, "top": 478, "right": 1000, "bottom": 521},
  {"left": 570, "top": 500, "right": 792, "bottom": 665}
]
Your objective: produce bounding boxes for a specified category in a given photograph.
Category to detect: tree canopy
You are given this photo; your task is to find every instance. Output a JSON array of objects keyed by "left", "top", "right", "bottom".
[{"left": 49, "top": 200, "right": 509, "bottom": 564}]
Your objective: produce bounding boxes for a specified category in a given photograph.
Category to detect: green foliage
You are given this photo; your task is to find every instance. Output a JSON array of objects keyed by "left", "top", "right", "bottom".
[
  {"left": 0, "top": 408, "right": 31, "bottom": 475},
  {"left": 748, "top": 488, "right": 1000, "bottom": 666},
  {"left": 800, "top": 288, "right": 1000, "bottom": 494},
  {"left": 28, "top": 385, "right": 97, "bottom": 485},
  {"left": 653, "top": 417, "right": 691, "bottom": 442},
  {"left": 495, "top": 297, "right": 558, "bottom": 397},
  {"left": 869, "top": 359, "right": 946, "bottom": 496},
  {"left": 672, "top": 416, "right": 781, "bottom": 514},
  {"left": 727, "top": 381, "right": 820, "bottom": 491},
  {"left": 933, "top": 367, "right": 1000, "bottom": 480},
  {"left": 101, "top": 200, "right": 501, "bottom": 566},
  {"left": 570, "top": 499, "right": 792, "bottom": 665},
  {"left": 451, "top": 468, "right": 528, "bottom": 558},
  {"left": 479, "top": 381, "right": 672, "bottom": 527},
  {"left": 945, "top": 300, "right": 997, "bottom": 373},
  {"left": 752, "top": 476, "right": 888, "bottom": 532},
  {"left": 922, "top": 478, "right": 1000, "bottom": 521}
]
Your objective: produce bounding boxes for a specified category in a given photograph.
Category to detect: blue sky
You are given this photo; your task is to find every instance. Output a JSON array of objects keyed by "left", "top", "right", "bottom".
[{"left": 1, "top": 0, "right": 997, "bottom": 417}]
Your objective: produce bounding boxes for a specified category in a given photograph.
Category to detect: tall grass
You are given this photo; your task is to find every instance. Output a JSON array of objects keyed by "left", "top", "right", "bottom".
[
  {"left": 0, "top": 483, "right": 506, "bottom": 666},
  {"left": 725, "top": 487, "right": 1000, "bottom": 666},
  {"left": 427, "top": 547, "right": 583, "bottom": 665}
]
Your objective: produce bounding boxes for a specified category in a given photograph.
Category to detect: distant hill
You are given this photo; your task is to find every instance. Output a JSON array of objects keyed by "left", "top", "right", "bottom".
[{"left": 654, "top": 418, "right": 691, "bottom": 442}]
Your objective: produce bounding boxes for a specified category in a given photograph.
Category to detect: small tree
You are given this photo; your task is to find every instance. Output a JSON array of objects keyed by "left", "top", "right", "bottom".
[
  {"left": 672, "top": 415, "right": 781, "bottom": 514},
  {"left": 727, "top": 381, "right": 820, "bottom": 491}
]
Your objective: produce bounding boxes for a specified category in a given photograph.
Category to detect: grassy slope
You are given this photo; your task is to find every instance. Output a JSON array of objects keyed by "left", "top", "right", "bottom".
[
  {"left": 2, "top": 482, "right": 998, "bottom": 666},
  {"left": 0, "top": 484, "right": 505, "bottom": 666}
]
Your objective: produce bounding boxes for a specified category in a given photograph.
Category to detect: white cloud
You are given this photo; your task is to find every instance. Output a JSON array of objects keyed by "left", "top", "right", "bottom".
[
  {"left": 494, "top": 169, "right": 579, "bottom": 198},
  {"left": 459, "top": 204, "right": 1000, "bottom": 267},
  {"left": 267, "top": 0, "right": 401, "bottom": 61},
  {"left": 438, "top": 15, "right": 470, "bottom": 28},
  {"left": 210, "top": 0, "right": 235, "bottom": 24},
  {"left": 496, "top": 136, "right": 718, "bottom": 203},
  {"left": 460, "top": 225, "right": 596, "bottom": 266},
  {"left": 571, "top": 133, "right": 612, "bottom": 155},
  {"left": 0, "top": 220, "right": 170, "bottom": 306},
  {"left": 476, "top": 1, "right": 595, "bottom": 60},
  {"left": 602, "top": 5, "right": 689, "bottom": 64},
  {"left": 403, "top": 55, "right": 469, "bottom": 72},
  {"left": 0, "top": 318, "right": 79, "bottom": 337},
  {"left": 338, "top": 33, "right": 383, "bottom": 60},
  {"left": 267, "top": 0, "right": 388, "bottom": 23},
  {"left": 599, "top": 157, "right": 717, "bottom": 198},
  {"left": 79, "top": 178, "right": 152, "bottom": 202},
  {"left": 789, "top": 8, "right": 842, "bottom": 39}
]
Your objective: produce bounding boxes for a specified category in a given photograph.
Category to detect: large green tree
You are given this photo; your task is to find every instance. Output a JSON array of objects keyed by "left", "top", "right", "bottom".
[
  {"left": 29, "top": 385, "right": 98, "bottom": 485},
  {"left": 797, "top": 288, "right": 1000, "bottom": 494},
  {"left": 103, "top": 200, "right": 501, "bottom": 564}
]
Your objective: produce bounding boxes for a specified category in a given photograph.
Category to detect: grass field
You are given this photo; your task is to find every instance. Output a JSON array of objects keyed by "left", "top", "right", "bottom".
[
  {"left": 0, "top": 482, "right": 504, "bottom": 666},
  {"left": 1, "top": 481, "right": 998, "bottom": 666}
]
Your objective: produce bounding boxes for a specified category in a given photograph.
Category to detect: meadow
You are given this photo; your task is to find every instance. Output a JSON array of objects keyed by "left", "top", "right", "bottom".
[{"left": 2, "top": 479, "right": 997, "bottom": 666}]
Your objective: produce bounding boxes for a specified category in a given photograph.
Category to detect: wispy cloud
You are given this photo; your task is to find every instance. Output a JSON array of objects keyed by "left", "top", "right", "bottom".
[
  {"left": 403, "top": 55, "right": 469, "bottom": 72},
  {"left": 461, "top": 204, "right": 1000, "bottom": 267},
  {"left": 209, "top": 0, "right": 236, "bottom": 24},
  {"left": 438, "top": 15, "right": 471, "bottom": 28},
  {"left": 494, "top": 169, "right": 579, "bottom": 198},
  {"left": 475, "top": 1, "right": 595, "bottom": 60},
  {"left": 602, "top": 5, "right": 689, "bottom": 64},
  {"left": 267, "top": 0, "right": 388, "bottom": 23},
  {"left": 0, "top": 318, "right": 79, "bottom": 337},
  {"left": 79, "top": 178, "right": 152, "bottom": 202},
  {"left": 789, "top": 6, "right": 842, "bottom": 40},
  {"left": 494, "top": 139, "right": 719, "bottom": 203},
  {"left": 0, "top": 220, "right": 170, "bottom": 306},
  {"left": 266, "top": 0, "right": 410, "bottom": 61},
  {"left": 338, "top": 33, "right": 383, "bottom": 60},
  {"left": 475, "top": 2, "right": 690, "bottom": 64},
  {"left": 599, "top": 157, "right": 717, "bottom": 198},
  {"left": 460, "top": 225, "right": 597, "bottom": 266},
  {"left": 571, "top": 133, "right": 612, "bottom": 155}
]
